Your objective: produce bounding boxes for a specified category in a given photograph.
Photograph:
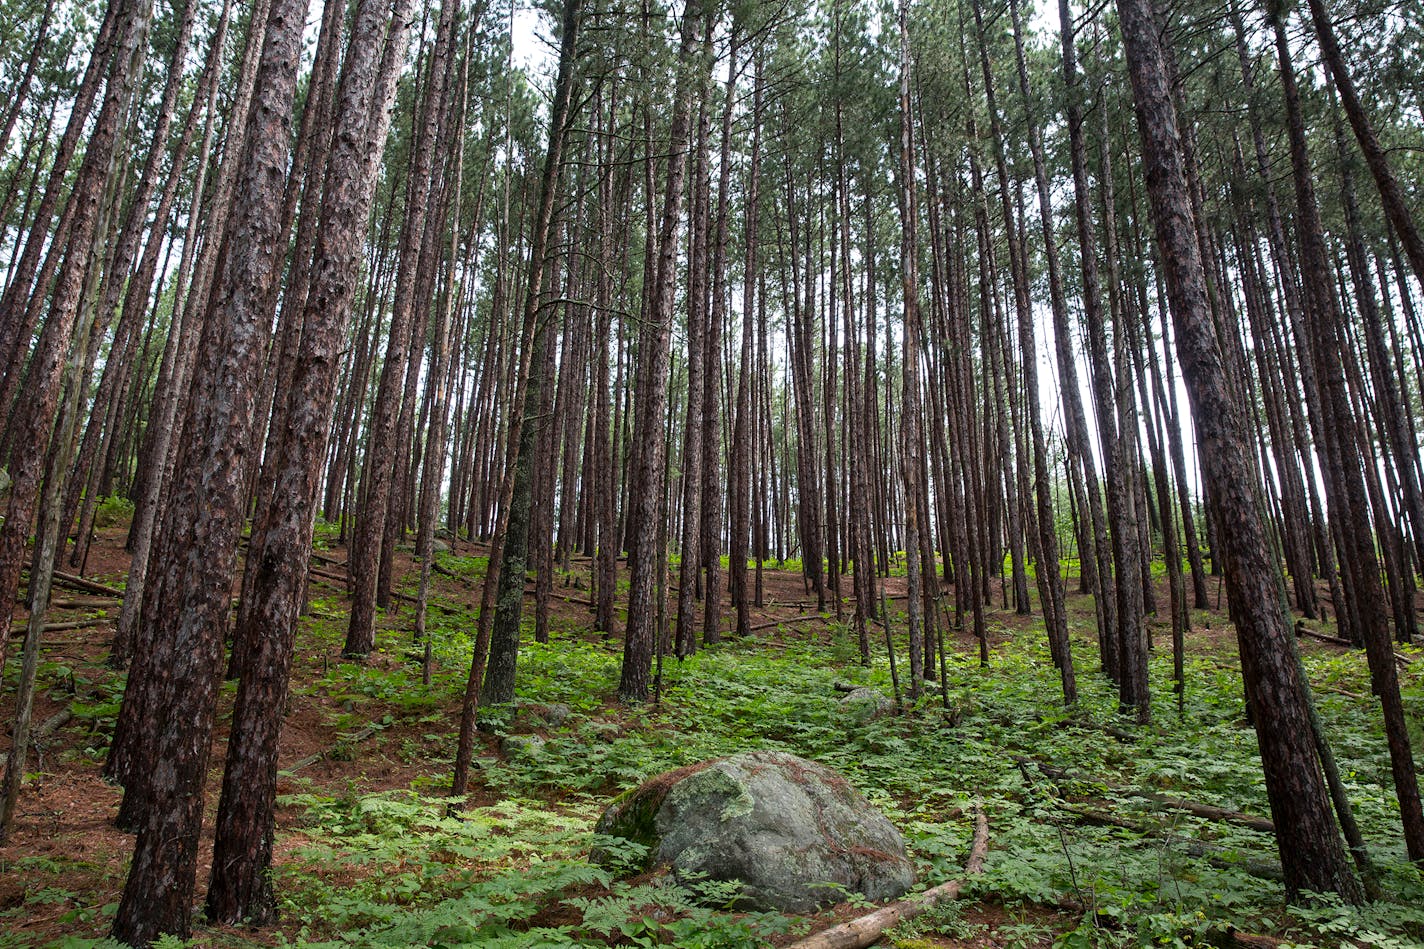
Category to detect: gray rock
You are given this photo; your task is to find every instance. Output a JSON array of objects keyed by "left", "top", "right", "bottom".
[
  {"left": 593, "top": 750, "right": 915, "bottom": 912},
  {"left": 840, "top": 688, "right": 893, "bottom": 724},
  {"left": 499, "top": 734, "right": 546, "bottom": 758},
  {"left": 519, "top": 701, "right": 571, "bottom": 729},
  {"left": 586, "top": 721, "right": 622, "bottom": 742}
]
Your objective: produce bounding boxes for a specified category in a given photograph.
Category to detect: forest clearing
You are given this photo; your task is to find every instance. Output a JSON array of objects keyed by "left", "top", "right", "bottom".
[{"left": 2, "top": 0, "right": 1424, "bottom": 944}]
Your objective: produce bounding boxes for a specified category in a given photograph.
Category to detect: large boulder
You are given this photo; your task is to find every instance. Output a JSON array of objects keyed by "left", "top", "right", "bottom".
[{"left": 593, "top": 750, "right": 915, "bottom": 912}]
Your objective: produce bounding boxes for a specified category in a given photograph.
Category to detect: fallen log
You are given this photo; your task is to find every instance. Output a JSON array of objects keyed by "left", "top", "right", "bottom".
[
  {"left": 526, "top": 585, "right": 593, "bottom": 607},
  {"left": 51, "top": 571, "right": 125, "bottom": 598},
  {"left": 36, "top": 708, "right": 72, "bottom": 740},
  {"left": 9, "top": 615, "right": 111, "bottom": 640},
  {"left": 42, "top": 617, "right": 109, "bottom": 633},
  {"left": 55, "top": 596, "right": 118, "bottom": 609},
  {"left": 1296, "top": 622, "right": 1414, "bottom": 666},
  {"left": 309, "top": 567, "right": 348, "bottom": 585},
  {"left": 17, "top": 595, "right": 118, "bottom": 610},
  {"left": 1054, "top": 898, "right": 1281, "bottom": 947},
  {"left": 1295, "top": 624, "right": 1353, "bottom": 648},
  {"left": 1208, "top": 929, "right": 1286, "bottom": 949},
  {"left": 1027, "top": 759, "right": 1274, "bottom": 833},
  {"left": 750, "top": 614, "right": 828, "bottom": 634},
  {"left": 1057, "top": 803, "right": 1281, "bottom": 880},
  {"left": 1131, "top": 792, "right": 1274, "bottom": 834},
  {"left": 386, "top": 588, "right": 466, "bottom": 614},
  {"left": 786, "top": 806, "right": 988, "bottom": 949}
]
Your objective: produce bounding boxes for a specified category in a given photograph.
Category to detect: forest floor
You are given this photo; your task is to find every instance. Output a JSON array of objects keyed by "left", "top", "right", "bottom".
[{"left": 2, "top": 520, "right": 1423, "bottom": 948}]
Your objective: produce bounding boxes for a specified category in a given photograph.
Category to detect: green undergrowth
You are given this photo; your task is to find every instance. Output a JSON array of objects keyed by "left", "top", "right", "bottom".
[
  {"left": 11, "top": 578, "right": 1424, "bottom": 948},
  {"left": 255, "top": 597, "right": 1424, "bottom": 948}
]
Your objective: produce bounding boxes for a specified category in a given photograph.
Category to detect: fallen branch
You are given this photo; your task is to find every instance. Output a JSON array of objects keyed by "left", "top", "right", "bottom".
[
  {"left": 1207, "top": 928, "right": 1287, "bottom": 948},
  {"left": 523, "top": 585, "right": 593, "bottom": 607},
  {"left": 1057, "top": 803, "right": 1281, "bottom": 880},
  {"left": 1029, "top": 760, "right": 1273, "bottom": 833},
  {"left": 750, "top": 614, "right": 828, "bottom": 634},
  {"left": 41, "top": 617, "right": 109, "bottom": 633},
  {"left": 786, "top": 806, "right": 988, "bottom": 949},
  {"left": 9, "top": 615, "right": 111, "bottom": 640},
  {"left": 387, "top": 588, "right": 465, "bottom": 614},
  {"left": 1053, "top": 900, "right": 1282, "bottom": 947},
  {"left": 36, "top": 708, "right": 72, "bottom": 740},
  {"left": 51, "top": 571, "right": 125, "bottom": 598},
  {"left": 1130, "top": 791, "right": 1274, "bottom": 834},
  {"left": 1295, "top": 624, "right": 1353, "bottom": 648},
  {"left": 309, "top": 567, "right": 349, "bottom": 585},
  {"left": 18, "top": 595, "right": 118, "bottom": 610},
  {"left": 1296, "top": 622, "right": 1414, "bottom": 666},
  {"left": 279, "top": 722, "right": 383, "bottom": 776}
]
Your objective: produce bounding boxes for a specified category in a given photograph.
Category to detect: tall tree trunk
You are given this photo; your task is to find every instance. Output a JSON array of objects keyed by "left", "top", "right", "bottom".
[
  {"left": 452, "top": 0, "right": 583, "bottom": 793},
  {"left": 1060, "top": 0, "right": 1146, "bottom": 717},
  {"left": 727, "top": 57, "right": 761, "bottom": 643},
  {"left": 675, "top": 48, "right": 713, "bottom": 659},
  {"left": 1269, "top": 7, "right": 1424, "bottom": 863},
  {"left": 894, "top": 0, "right": 924, "bottom": 696},
  {"left": 344, "top": 0, "right": 462, "bottom": 659},
  {"left": 1052, "top": 0, "right": 1116, "bottom": 656},
  {"left": 1302, "top": 0, "right": 1424, "bottom": 291},
  {"left": 109, "top": 0, "right": 312, "bottom": 939},
  {"left": 1114, "top": 0, "right": 1362, "bottom": 901},
  {"left": 61, "top": 0, "right": 199, "bottom": 569},
  {"left": 592, "top": 86, "right": 620, "bottom": 635},
  {"left": 0, "top": 0, "right": 154, "bottom": 674},
  {"left": 619, "top": 0, "right": 711, "bottom": 703},
  {"left": 700, "top": 33, "right": 736, "bottom": 647},
  {"left": 206, "top": 0, "right": 415, "bottom": 924}
]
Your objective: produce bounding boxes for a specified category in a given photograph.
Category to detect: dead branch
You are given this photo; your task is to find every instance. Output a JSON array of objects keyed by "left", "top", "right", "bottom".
[
  {"left": 36, "top": 708, "right": 72, "bottom": 740},
  {"left": 1028, "top": 759, "right": 1273, "bottom": 833},
  {"left": 786, "top": 805, "right": 989, "bottom": 949},
  {"left": 1056, "top": 803, "right": 1281, "bottom": 880},
  {"left": 51, "top": 571, "right": 125, "bottom": 597},
  {"left": 750, "top": 614, "right": 828, "bottom": 634},
  {"left": 279, "top": 722, "right": 383, "bottom": 776}
]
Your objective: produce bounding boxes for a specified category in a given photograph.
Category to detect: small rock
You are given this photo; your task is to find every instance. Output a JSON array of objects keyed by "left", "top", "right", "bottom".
[
  {"left": 499, "top": 734, "right": 546, "bottom": 758},
  {"left": 586, "top": 721, "right": 622, "bottom": 742},
  {"left": 841, "top": 687, "right": 893, "bottom": 724},
  {"left": 520, "top": 701, "right": 571, "bottom": 729}
]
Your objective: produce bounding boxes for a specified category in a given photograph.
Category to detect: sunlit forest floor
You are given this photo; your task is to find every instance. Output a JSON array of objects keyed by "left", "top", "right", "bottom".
[{"left": 3, "top": 517, "right": 1423, "bottom": 947}]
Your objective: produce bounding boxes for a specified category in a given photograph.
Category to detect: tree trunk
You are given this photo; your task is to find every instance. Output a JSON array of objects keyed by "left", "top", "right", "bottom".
[
  {"left": 0, "top": 0, "right": 153, "bottom": 675},
  {"left": 619, "top": 0, "right": 711, "bottom": 703},
  {"left": 206, "top": 0, "right": 416, "bottom": 924},
  {"left": 1113, "top": 0, "right": 1362, "bottom": 901},
  {"left": 727, "top": 57, "right": 762, "bottom": 643},
  {"left": 110, "top": 0, "right": 311, "bottom": 940},
  {"left": 452, "top": 0, "right": 583, "bottom": 794}
]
